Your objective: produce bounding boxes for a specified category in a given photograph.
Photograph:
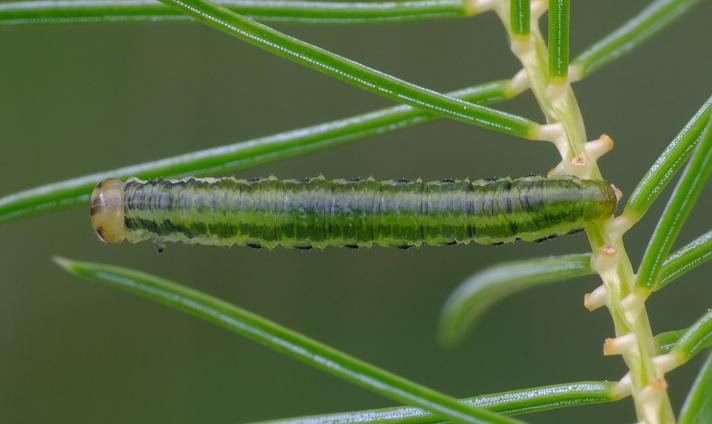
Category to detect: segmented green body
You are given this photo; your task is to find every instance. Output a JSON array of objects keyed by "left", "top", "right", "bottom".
[{"left": 117, "top": 175, "right": 616, "bottom": 249}]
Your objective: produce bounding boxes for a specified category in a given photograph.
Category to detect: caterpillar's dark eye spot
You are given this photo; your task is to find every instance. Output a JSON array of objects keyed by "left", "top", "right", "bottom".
[
  {"left": 344, "top": 244, "right": 359, "bottom": 249},
  {"left": 441, "top": 178, "right": 455, "bottom": 183},
  {"left": 248, "top": 177, "right": 260, "bottom": 182},
  {"left": 348, "top": 177, "right": 361, "bottom": 182},
  {"left": 442, "top": 240, "right": 457, "bottom": 246},
  {"left": 397, "top": 244, "right": 412, "bottom": 250},
  {"left": 295, "top": 245, "right": 313, "bottom": 250},
  {"left": 491, "top": 241, "right": 504, "bottom": 246},
  {"left": 246, "top": 242, "right": 263, "bottom": 249},
  {"left": 398, "top": 178, "right": 410, "bottom": 183},
  {"left": 154, "top": 242, "right": 165, "bottom": 253},
  {"left": 486, "top": 177, "right": 499, "bottom": 183}
]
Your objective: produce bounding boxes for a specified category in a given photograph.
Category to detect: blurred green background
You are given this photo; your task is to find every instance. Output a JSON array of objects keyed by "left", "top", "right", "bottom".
[{"left": 1, "top": 1, "right": 711, "bottom": 422}]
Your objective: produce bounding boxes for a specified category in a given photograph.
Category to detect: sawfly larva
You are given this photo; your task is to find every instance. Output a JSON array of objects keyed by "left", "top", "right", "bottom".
[{"left": 90, "top": 175, "right": 617, "bottom": 249}]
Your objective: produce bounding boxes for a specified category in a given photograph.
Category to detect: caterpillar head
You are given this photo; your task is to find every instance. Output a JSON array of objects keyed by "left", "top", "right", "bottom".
[{"left": 90, "top": 178, "right": 126, "bottom": 244}]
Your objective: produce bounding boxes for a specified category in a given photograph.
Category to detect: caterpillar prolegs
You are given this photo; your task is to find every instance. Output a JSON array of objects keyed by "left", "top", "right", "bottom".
[{"left": 90, "top": 176, "right": 617, "bottom": 249}]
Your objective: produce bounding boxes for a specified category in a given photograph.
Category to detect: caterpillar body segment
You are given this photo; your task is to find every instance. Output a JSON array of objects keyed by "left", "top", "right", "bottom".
[{"left": 90, "top": 175, "right": 617, "bottom": 249}]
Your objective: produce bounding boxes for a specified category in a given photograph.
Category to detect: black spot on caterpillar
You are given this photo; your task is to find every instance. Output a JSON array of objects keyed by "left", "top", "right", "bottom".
[{"left": 89, "top": 175, "right": 617, "bottom": 249}]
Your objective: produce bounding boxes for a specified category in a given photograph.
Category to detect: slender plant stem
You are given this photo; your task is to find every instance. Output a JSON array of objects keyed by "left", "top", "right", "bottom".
[
  {"left": 0, "top": 0, "right": 481, "bottom": 25},
  {"left": 254, "top": 381, "right": 626, "bottom": 424},
  {"left": 491, "top": 1, "right": 674, "bottom": 422},
  {"left": 496, "top": 3, "right": 590, "bottom": 174},
  {"left": 155, "top": 0, "right": 541, "bottom": 139},
  {"left": 55, "top": 257, "right": 523, "bottom": 424}
]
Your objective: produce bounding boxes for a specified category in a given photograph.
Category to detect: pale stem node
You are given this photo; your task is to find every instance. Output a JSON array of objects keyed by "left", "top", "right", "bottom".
[
  {"left": 592, "top": 244, "right": 619, "bottom": 273},
  {"left": 621, "top": 291, "right": 646, "bottom": 323},
  {"left": 547, "top": 160, "right": 567, "bottom": 177},
  {"left": 545, "top": 80, "right": 569, "bottom": 104},
  {"left": 591, "top": 245, "right": 621, "bottom": 310},
  {"left": 649, "top": 378, "right": 669, "bottom": 390},
  {"left": 584, "top": 285, "right": 608, "bottom": 311},
  {"left": 611, "top": 185, "right": 624, "bottom": 203},
  {"left": 640, "top": 379, "right": 670, "bottom": 424},
  {"left": 586, "top": 134, "right": 615, "bottom": 160},
  {"left": 568, "top": 63, "right": 584, "bottom": 82},
  {"left": 531, "top": 0, "right": 548, "bottom": 18},
  {"left": 653, "top": 352, "right": 686, "bottom": 375},
  {"left": 604, "top": 333, "right": 638, "bottom": 356},
  {"left": 535, "top": 123, "right": 567, "bottom": 149},
  {"left": 506, "top": 68, "right": 530, "bottom": 97},
  {"left": 621, "top": 208, "right": 644, "bottom": 229},
  {"left": 569, "top": 153, "right": 593, "bottom": 178},
  {"left": 510, "top": 35, "right": 533, "bottom": 57},
  {"left": 613, "top": 372, "right": 633, "bottom": 398},
  {"left": 467, "top": 0, "right": 497, "bottom": 14},
  {"left": 606, "top": 215, "right": 635, "bottom": 239}
]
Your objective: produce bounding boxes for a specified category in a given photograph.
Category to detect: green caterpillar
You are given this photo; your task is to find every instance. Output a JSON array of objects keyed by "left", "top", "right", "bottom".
[{"left": 90, "top": 175, "right": 617, "bottom": 249}]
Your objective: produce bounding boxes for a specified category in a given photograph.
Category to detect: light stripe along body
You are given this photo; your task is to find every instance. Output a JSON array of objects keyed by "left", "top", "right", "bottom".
[{"left": 89, "top": 175, "right": 617, "bottom": 249}]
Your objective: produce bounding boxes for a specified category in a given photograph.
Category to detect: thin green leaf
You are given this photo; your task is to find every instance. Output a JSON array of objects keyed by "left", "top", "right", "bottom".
[
  {"left": 637, "top": 119, "right": 712, "bottom": 289},
  {"left": 656, "top": 230, "right": 712, "bottom": 291},
  {"left": 0, "top": 0, "right": 478, "bottom": 25},
  {"left": 253, "top": 381, "right": 624, "bottom": 424},
  {"left": 438, "top": 253, "right": 593, "bottom": 347},
  {"left": 671, "top": 309, "right": 712, "bottom": 360},
  {"left": 547, "top": 0, "right": 569, "bottom": 79},
  {"left": 54, "top": 257, "right": 523, "bottom": 424},
  {"left": 156, "top": 0, "right": 540, "bottom": 139},
  {"left": 625, "top": 95, "right": 712, "bottom": 221},
  {"left": 655, "top": 309, "right": 712, "bottom": 357},
  {"left": 0, "top": 81, "right": 511, "bottom": 225},
  {"left": 571, "top": 0, "right": 705, "bottom": 79},
  {"left": 679, "top": 352, "right": 712, "bottom": 424},
  {"left": 655, "top": 329, "right": 685, "bottom": 354},
  {"left": 510, "top": 0, "right": 529, "bottom": 36}
]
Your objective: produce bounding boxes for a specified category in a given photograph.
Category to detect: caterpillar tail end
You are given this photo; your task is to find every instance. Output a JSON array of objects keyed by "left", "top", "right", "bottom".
[{"left": 90, "top": 178, "right": 126, "bottom": 244}]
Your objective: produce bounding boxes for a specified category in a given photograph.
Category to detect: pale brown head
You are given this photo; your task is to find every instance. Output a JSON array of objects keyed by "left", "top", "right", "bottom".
[{"left": 90, "top": 178, "right": 126, "bottom": 244}]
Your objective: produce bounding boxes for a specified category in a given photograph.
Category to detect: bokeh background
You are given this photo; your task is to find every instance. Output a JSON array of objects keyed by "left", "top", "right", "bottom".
[{"left": 1, "top": 1, "right": 711, "bottom": 422}]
